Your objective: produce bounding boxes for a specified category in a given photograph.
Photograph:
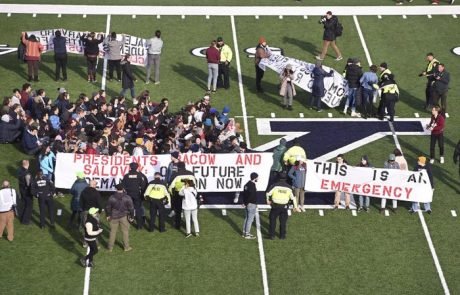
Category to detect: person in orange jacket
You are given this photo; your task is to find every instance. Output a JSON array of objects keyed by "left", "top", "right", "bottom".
[{"left": 21, "top": 32, "right": 44, "bottom": 82}]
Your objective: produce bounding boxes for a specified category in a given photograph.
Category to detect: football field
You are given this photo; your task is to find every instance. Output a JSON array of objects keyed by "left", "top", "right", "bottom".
[{"left": 0, "top": 2, "right": 459, "bottom": 294}]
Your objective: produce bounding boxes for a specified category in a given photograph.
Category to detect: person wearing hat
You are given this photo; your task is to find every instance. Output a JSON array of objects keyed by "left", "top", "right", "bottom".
[
  {"left": 377, "top": 62, "right": 392, "bottom": 119},
  {"left": 106, "top": 183, "right": 134, "bottom": 252},
  {"left": 283, "top": 137, "right": 307, "bottom": 166},
  {"left": 270, "top": 138, "right": 287, "bottom": 185},
  {"left": 255, "top": 36, "right": 271, "bottom": 93},
  {"left": 241, "top": 172, "right": 259, "bottom": 239},
  {"left": 120, "top": 54, "right": 137, "bottom": 99},
  {"left": 22, "top": 125, "right": 42, "bottom": 155},
  {"left": 168, "top": 162, "right": 196, "bottom": 229},
  {"left": 0, "top": 180, "right": 18, "bottom": 242},
  {"left": 80, "top": 32, "right": 104, "bottom": 82},
  {"left": 316, "top": 11, "right": 342, "bottom": 61},
  {"left": 0, "top": 113, "right": 22, "bottom": 144},
  {"left": 52, "top": 30, "right": 68, "bottom": 81},
  {"left": 80, "top": 180, "right": 103, "bottom": 247},
  {"left": 380, "top": 153, "right": 400, "bottom": 213},
  {"left": 31, "top": 171, "right": 56, "bottom": 229},
  {"left": 216, "top": 36, "right": 233, "bottom": 89},
  {"left": 145, "top": 30, "right": 163, "bottom": 85},
  {"left": 69, "top": 172, "right": 89, "bottom": 228},
  {"left": 419, "top": 53, "right": 440, "bottom": 110},
  {"left": 410, "top": 156, "right": 434, "bottom": 214},
  {"left": 379, "top": 70, "right": 399, "bottom": 122},
  {"left": 80, "top": 207, "right": 103, "bottom": 267},
  {"left": 266, "top": 172, "right": 298, "bottom": 240},
  {"left": 206, "top": 40, "right": 220, "bottom": 94},
  {"left": 21, "top": 32, "right": 44, "bottom": 82},
  {"left": 279, "top": 64, "right": 296, "bottom": 110},
  {"left": 121, "top": 162, "right": 148, "bottom": 230},
  {"left": 144, "top": 172, "right": 170, "bottom": 232}
]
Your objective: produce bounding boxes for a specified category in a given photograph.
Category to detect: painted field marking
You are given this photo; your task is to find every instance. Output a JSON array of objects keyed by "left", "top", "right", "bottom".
[
  {"left": 255, "top": 15, "right": 259, "bottom": 19},
  {"left": 453, "top": 14, "right": 458, "bottom": 18},
  {"left": 255, "top": 211, "right": 269, "bottom": 295},
  {"left": 378, "top": 15, "right": 382, "bottom": 19},
  {"left": 445, "top": 113, "right": 449, "bottom": 118},
  {"left": 303, "top": 15, "right": 308, "bottom": 19},
  {"left": 206, "top": 15, "right": 210, "bottom": 19},
  {"left": 414, "top": 113, "right": 419, "bottom": 118},
  {"left": 7, "top": 13, "right": 11, "bottom": 17},
  {"left": 57, "top": 209, "right": 62, "bottom": 216},
  {"left": 33, "top": 13, "right": 36, "bottom": 17},
  {"left": 222, "top": 209, "right": 227, "bottom": 216},
  {"left": 101, "top": 14, "right": 111, "bottom": 91},
  {"left": 270, "top": 112, "right": 275, "bottom": 118},
  {"left": 230, "top": 15, "right": 251, "bottom": 148},
  {"left": 132, "top": 14, "right": 136, "bottom": 18},
  {"left": 299, "top": 113, "right": 304, "bottom": 118},
  {"left": 319, "top": 210, "right": 324, "bottom": 216},
  {"left": 385, "top": 209, "right": 390, "bottom": 217},
  {"left": 157, "top": 15, "right": 160, "bottom": 19},
  {"left": 58, "top": 13, "right": 61, "bottom": 18},
  {"left": 352, "top": 210, "right": 357, "bottom": 216},
  {"left": 181, "top": 15, "right": 185, "bottom": 19},
  {"left": 402, "top": 14, "right": 407, "bottom": 19},
  {"left": 428, "top": 14, "right": 432, "bottom": 18},
  {"left": 451, "top": 210, "right": 457, "bottom": 217},
  {"left": 327, "top": 113, "right": 333, "bottom": 118},
  {"left": 83, "top": 14, "right": 86, "bottom": 18},
  {"left": 83, "top": 247, "right": 91, "bottom": 295},
  {"left": 279, "top": 15, "right": 283, "bottom": 19}
]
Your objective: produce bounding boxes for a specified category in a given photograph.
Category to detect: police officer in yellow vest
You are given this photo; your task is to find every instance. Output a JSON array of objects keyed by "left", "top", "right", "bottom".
[
  {"left": 168, "top": 162, "right": 196, "bottom": 229},
  {"left": 380, "top": 73, "right": 399, "bottom": 122},
  {"left": 266, "top": 172, "right": 299, "bottom": 240},
  {"left": 283, "top": 138, "right": 307, "bottom": 166},
  {"left": 419, "top": 53, "right": 440, "bottom": 110},
  {"left": 144, "top": 172, "right": 170, "bottom": 232},
  {"left": 377, "top": 62, "right": 392, "bottom": 120}
]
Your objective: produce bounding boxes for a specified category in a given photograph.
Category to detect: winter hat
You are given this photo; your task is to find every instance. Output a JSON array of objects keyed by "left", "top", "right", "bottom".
[
  {"left": 217, "top": 36, "right": 223, "bottom": 42},
  {"left": 222, "top": 106, "right": 230, "bottom": 114},
  {"left": 250, "top": 172, "right": 259, "bottom": 181},
  {"left": 88, "top": 207, "right": 99, "bottom": 215},
  {"left": 388, "top": 154, "right": 396, "bottom": 161},
  {"left": 259, "top": 36, "right": 266, "bottom": 44},
  {"left": 204, "top": 118, "right": 213, "bottom": 126},
  {"left": 279, "top": 172, "right": 287, "bottom": 179},
  {"left": 55, "top": 135, "right": 63, "bottom": 141},
  {"left": 418, "top": 156, "right": 426, "bottom": 165},
  {"left": 58, "top": 87, "right": 67, "bottom": 94},
  {"left": 177, "top": 162, "right": 186, "bottom": 169},
  {"left": 135, "top": 138, "right": 144, "bottom": 145},
  {"left": 190, "top": 144, "right": 200, "bottom": 153},
  {"left": 171, "top": 151, "right": 180, "bottom": 159},
  {"left": 209, "top": 108, "right": 218, "bottom": 114},
  {"left": 76, "top": 171, "right": 85, "bottom": 179}
]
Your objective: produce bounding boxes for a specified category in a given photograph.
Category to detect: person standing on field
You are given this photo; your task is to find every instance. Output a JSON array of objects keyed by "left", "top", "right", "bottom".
[
  {"left": 431, "top": 63, "right": 450, "bottom": 113},
  {"left": 144, "top": 172, "right": 170, "bottom": 232},
  {"left": 145, "top": 30, "right": 163, "bottom": 85},
  {"left": 316, "top": 11, "right": 342, "bottom": 61},
  {"left": 418, "top": 53, "right": 439, "bottom": 110},
  {"left": 52, "top": 30, "right": 68, "bottom": 81},
  {"left": 104, "top": 32, "right": 123, "bottom": 82},
  {"left": 206, "top": 40, "right": 220, "bottom": 94},
  {"left": 288, "top": 160, "right": 306, "bottom": 212},
  {"left": 21, "top": 32, "right": 44, "bottom": 82},
  {"left": 255, "top": 36, "right": 271, "bottom": 93},
  {"left": 179, "top": 179, "right": 201, "bottom": 238},
  {"left": 80, "top": 207, "right": 103, "bottom": 268},
  {"left": 106, "top": 183, "right": 134, "bottom": 252},
  {"left": 216, "top": 36, "right": 233, "bottom": 89},
  {"left": 0, "top": 180, "right": 17, "bottom": 242},
  {"left": 17, "top": 159, "right": 33, "bottom": 225},
  {"left": 426, "top": 105, "right": 445, "bottom": 164},
  {"left": 242, "top": 172, "right": 258, "bottom": 239}
]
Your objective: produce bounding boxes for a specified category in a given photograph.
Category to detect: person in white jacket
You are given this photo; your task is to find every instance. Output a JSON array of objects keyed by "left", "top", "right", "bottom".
[{"left": 179, "top": 179, "right": 201, "bottom": 238}]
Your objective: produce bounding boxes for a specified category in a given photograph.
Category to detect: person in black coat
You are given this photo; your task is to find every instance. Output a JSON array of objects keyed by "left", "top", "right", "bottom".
[
  {"left": 316, "top": 11, "right": 342, "bottom": 61},
  {"left": 310, "top": 61, "right": 333, "bottom": 112},
  {"left": 120, "top": 54, "right": 136, "bottom": 99},
  {"left": 431, "top": 63, "right": 450, "bottom": 113},
  {"left": 80, "top": 32, "right": 103, "bottom": 82},
  {"left": 343, "top": 58, "right": 363, "bottom": 116},
  {"left": 242, "top": 172, "right": 258, "bottom": 239},
  {"left": 0, "top": 114, "right": 22, "bottom": 143}
]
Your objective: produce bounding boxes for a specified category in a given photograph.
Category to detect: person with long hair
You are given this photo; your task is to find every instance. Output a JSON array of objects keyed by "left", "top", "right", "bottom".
[
  {"left": 179, "top": 179, "right": 201, "bottom": 238},
  {"left": 21, "top": 32, "right": 44, "bottom": 82}
]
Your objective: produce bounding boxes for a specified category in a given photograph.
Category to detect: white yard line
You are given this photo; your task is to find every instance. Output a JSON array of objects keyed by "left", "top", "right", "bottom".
[
  {"left": 101, "top": 14, "right": 111, "bottom": 91},
  {"left": 354, "top": 15, "right": 450, "bottom": 295},
  {"left": 255, "top": 210, "right": 269, "bottom": 295},
  {"left": 230, "top": 15, "right": 251, "bottom": 148},
  {"left": 83, "top": 247, "right": 91, "bottom": 295},
  {"left": 2, "top": 5, "right": 460, "bottom": 15}
]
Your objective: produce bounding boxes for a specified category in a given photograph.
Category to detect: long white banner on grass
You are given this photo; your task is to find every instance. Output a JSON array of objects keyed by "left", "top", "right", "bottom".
[
  {"left": 258, "top": 54, "right": 348, "bottom": 108},
  {"left": 55, "top": 153, "right": 273, "bottom": 192},
  {"left": 25, "top": 28, "right": 147, "bottom": 66},
  {"left": 306, "top": 161, "right": 433, "bottom": 203}
]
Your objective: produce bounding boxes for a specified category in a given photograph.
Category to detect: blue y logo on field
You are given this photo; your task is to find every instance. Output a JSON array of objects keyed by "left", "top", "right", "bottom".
[
  {"left": 0, "top": 44, "right": 18, "bottom": 56},
  {"left": 254, "top": 118, "right": 430, "bottom": 160}
]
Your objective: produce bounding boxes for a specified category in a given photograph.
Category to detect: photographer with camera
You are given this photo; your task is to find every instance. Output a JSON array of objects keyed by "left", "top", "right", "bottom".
[
  {"left": 144, "top": 172, "right": 170, "bottom": 233},
  {"left": 0, "top": 180, "right": 18, "bottom": 242},
  {"left": 431, "top": 63, "right": 450, "bottom": 114},
  {"left": 419, "top": 53, "right": 440, "bottom": 110},
  {"left": 279, "top": 64, "right": 296, "bottom": 110},
  {"left": 316, "top": 11, "right": 343, "bottom": 61}
]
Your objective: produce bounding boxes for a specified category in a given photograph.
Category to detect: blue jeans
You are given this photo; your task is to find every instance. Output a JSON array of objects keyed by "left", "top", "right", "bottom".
[
  {"left": 310, "top": 96, "right": 322, "bottom": 110},
  {"left": 243, "top": 203, "right": 257, "bottom": 235},
  {"left": 120, "top": 87, "right": 136, "bottom": 99},
  {"left": 412, "top": 202, "right": 431, "bottom": 211},
  {"left": 346, "top": 88, "right": 358, "bottom": 111},
  {"left": 359, "top": 195, "right": 370, "bottom": 208}
]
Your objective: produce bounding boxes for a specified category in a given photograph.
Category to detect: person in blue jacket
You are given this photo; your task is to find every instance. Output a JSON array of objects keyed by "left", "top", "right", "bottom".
[{"left": 310, "top": 61, "right": 334, "bottom": 112}]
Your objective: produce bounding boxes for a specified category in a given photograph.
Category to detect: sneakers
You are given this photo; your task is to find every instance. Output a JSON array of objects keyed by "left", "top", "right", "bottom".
[
  {"left": 185, "top": 233, "right": 193, "bottom": 238},
  {"left": 440, "top": 156, "right": 445, "bottom": 164},
  {"left": 80, "top": 258, "right": 87, "bottom": 267},
  {"left": 315, "top": 55, "right": 324, "bottom": 61},
  {"left": 430, "top": 159, "right": 435, "bottom": 164},
  {"left": 124, "top": 247, "right": 133, "bottom": 252},
  {"left": 145, "top": 81, "right": 150, "bottom": 84},
  {"left": 195, "top": 233, "right": 200, "bottom": 237},
  {"left": 245, "top": 234, "right": 256, "bottom": 240},
  {"left": 451, "top": 0, "right": 455, "bottom": 4},
  {"left": 408, "top": 209, "right": 416, "bottom": 214},
  {"left": 396, "top": 1, "right": 403, "bottom": 4},
  {"left": 335, "top": 56, "right": 343, "bottom": 61},
  {"left": 168, "top": 211, "right": 176, "bottom": 218},
  {"left": 287, "top": 105, "right": 293, "bottom": 111},
  {"left": 154, "top": 81, "right": 160, "bottom": 85},
  {"left": 233, "top": 192, "right": 240, "bottom": 204},
  {"left": 357, "top": 207, "right": 363, "bottom": 212},
  {"left": 343, "top": 106, "right": 348, "bottom": 114},
  {"left": 364, "top": 207, "right": 369, "bottom": 212},
  {"left": 317, "top": 109, "right": 323, "bottom": 113},
  {"left": 426, "top": 209, "right": 432, "bottom": 214}
]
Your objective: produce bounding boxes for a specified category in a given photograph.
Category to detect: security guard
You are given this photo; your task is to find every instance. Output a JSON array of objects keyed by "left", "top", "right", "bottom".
[
  {"left": 168, "top": 162, "right": 196, "bottom": 229},
  {"left": 283, "top": 138, "right": 307, "bottom": 166},
  {"left": 17, "top": 159, "right": 33, "bottom": 225},
  {"left": 122, "top": 162, "right": 148, "bottom": 230},
  {"left": 419, "top": 53, "right": 440, "bottom": 110},
  {"left": 144, "top": 172, "right": 170, "bottom": 232},
  {"left": 380, "top": 74, "right": 400, "bottom": 122},
  {"left": 266, "top": 172, "right": 299, "bottom": 240},
  {"left": 377, "top": 62, "right": 392, "bottom": 119},
  {"left": 31, "top": 171, "right": 56, "bottom": 229},
  {"left": 216, "top": 36, "right": 233, "bottom": 89}
]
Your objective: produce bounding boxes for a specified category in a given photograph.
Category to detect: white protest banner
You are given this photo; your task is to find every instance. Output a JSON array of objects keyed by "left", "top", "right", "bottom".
[
  {"left": 25, "top": 29, "right": 148, "bottom": 66},
  {"left": 305, "top": 161, "right": 433, "bottom": 203},
  {"left": 55, "top": 152, "right": 273, "bottom": 192},
  {"left": 258, "top": 54, "right": 348, "bottom": 108}
]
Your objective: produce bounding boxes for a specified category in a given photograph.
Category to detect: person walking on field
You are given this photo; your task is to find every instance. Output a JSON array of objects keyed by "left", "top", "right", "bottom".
[
  {"left": 80, "top": 207, "right": 103, "bottom": 268},
  {"left": 241, "top": 172, "right": 258, "bottom": 239},
  {"left": 120, "top": 54, "right": 137, "bottom": 99},
  {"left": 316, "top": 11, "right": 342, "bottom": 61},
  {"left": 106, "top": 183, "right": 134, "bottom": 252},
  {"left": 206, "top": 40, "right": 220, "bottom": 94},
  {"left": 145, "top": 30, "right": 163, "bottom": 85},
  {"left": 179, "top": 179, "right": 201, "bottom": 238},
  {"left": 426, "top": 106, "right": 445, "bottom": 164},
  {"left": 21, "top": 32, "right": 44, "bottom": 82}
]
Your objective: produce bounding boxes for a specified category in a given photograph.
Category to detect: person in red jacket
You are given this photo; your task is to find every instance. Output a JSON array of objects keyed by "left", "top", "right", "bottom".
[
  {"left": 206, "top": 40, "right": 220, "bottom": 94},
  {"left": 21, "top": 32, "right": 44, "bottom": 82},
  {"left": 427, "top": 105, "right": 445, "bottom": 164}
]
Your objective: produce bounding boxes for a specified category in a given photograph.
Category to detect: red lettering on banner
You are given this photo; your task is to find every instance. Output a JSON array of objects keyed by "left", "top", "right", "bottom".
[
  {"left": 74, "top": 154, "right": 82, "bottom": 162},
  {"left": 394, "top": 187, "right": 402, "bottom": 198},
  {"left": 351, "top": 184, "right": 360, "bottom": 193},
  {"left": 405, "top": 187, "right": 413, "bottom": 199},
  {"left": 181, "top": 154, "right": 215, "bottom": 165},
  {"left": 84, "top": 164, "right": 91, "bottom": 174},
  {"left": 149, "top": 156, "right": 158, "bottom": 166},
  {"left": 101, "top": 156, "right": 109, "bottom": 165},
  {"left": 235, "top": 154, "right": 260, "bottom": 165},
  {"left": 372, "top": 185, "right": 381, "bottom": 196},
  {"left": 383, "top": 186, "right": 392, "bottom": 197},
  {"left": 362, "top": 184, "right": 371, "bottom": 194},
  {"left": 320, "top": 179, "right": 329, "bottom": 189},
  {"left": 342, "top": 182, "right": 350, "bottom": 192},
  {"left": 330, "top": 180, "right": 341, "bottom": 191}
]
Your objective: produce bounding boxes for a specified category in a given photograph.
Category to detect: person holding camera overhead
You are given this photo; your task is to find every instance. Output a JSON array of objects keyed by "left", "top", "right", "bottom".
[
  {"left": 316, "top": 11, "right": 343, "bottom": 61},
  {"left": 279, "top": 64, "right": 296, "bottom": 110}
]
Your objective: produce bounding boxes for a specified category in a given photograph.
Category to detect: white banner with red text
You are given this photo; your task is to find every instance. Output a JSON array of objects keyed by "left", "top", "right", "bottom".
[
  {"left": 25, "top": 29, "right": 147, "bottom": 66},
  {"left": 258, "top": 54, "right": 348, "bottom": 108},
  {"left": 306, "top": 161, "right": 433, "bottom": 203},
  {"left": 55, "top": 153, "right": 273, "bottom": 192}
]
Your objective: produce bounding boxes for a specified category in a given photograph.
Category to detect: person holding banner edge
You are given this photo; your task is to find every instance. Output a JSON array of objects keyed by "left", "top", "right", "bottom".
[
  {"left": 310, "top": 61, "right": 334, "bottom": 112},
  {"left": 409, "top": 156, "right": 434, "bottom": 214},
  {"left": 80, "top": 32, "right": 104, "bottom": 83},
  {"left": 333, "top": 154, "right": 350, "bottom": 210},
  {"left": 380, "top": 154, "right": 400, "bottom": 213}
]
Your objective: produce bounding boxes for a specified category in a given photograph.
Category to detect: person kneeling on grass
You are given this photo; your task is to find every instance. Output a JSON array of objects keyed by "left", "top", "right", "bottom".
[
  {"left": 179, "top": 179, "right": 201, "bottom": 238},
  {"left": 80, "top": 207, "right": 103, "bottom": 268}
]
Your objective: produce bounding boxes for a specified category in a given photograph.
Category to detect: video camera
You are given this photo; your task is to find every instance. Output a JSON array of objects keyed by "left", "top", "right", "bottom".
[{"left": 319, "top": 16, "right": 327, "bottom": 24}]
